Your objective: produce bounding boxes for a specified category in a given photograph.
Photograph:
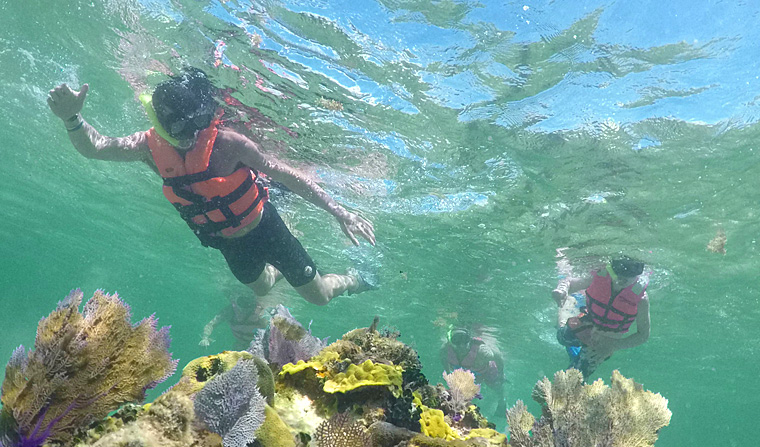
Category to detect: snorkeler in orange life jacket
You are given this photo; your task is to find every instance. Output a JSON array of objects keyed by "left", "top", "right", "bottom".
[
  {"left": 48, "top": 68, "right": 376, "bottom": 306},
  {"left": 553, "top": 255, "right": 651, "bottom": 380},
  {"left": 439, "top": 327, "right": 506, "bottom": 416}
]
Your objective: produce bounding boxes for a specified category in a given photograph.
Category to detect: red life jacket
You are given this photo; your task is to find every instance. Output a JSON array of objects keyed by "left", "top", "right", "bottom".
[
  {"left": 146, "top": 124, "right": 267, "bottom": 241},
  {"left": 446, "top": 338, "right": 500, "bottom": 383},
  {"left": 585, "top": 270, "right": 646, "bottom": 333}
]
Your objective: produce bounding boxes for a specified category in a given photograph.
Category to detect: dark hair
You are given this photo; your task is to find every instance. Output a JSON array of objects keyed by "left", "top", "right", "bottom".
[
  {"left": 152, "top": 68, "right": 216, "bottom": 139},
  {"left": 611, "top": 257, "right": 644, "bottom": 278}
]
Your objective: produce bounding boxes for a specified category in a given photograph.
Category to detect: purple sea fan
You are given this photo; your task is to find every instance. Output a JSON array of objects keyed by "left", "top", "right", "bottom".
[
  {"left": 0, "top": 289, "right": 177, "bottom": 447},
  {"left": 194, "top": 359, "right": 266, "bottom": 447},
  {"left": 264, "top": 305, "right": 326, "bottom": 367}
]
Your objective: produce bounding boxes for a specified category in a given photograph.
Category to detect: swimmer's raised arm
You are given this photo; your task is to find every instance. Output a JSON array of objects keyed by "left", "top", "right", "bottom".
[
  {"left": 553, "top": 275, "right": 593, "bottom": 303},
  {"left": 222, "top": 129, "right": 376, "bottom": 246},
  {"left": 48, "top": 83, "right": 150, "bottom": 162}
]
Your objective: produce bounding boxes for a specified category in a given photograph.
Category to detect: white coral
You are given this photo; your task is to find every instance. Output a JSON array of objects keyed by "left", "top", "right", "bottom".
[{"left": 443, "top": 368, "right": 481, "bottom": 405}]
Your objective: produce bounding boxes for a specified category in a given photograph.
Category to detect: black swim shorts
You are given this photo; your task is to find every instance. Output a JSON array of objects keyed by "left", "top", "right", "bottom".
[
  {"left": 216, "top": 202, "right": 317, "bottom": 287},
  {"left": 556, "top": 325, "right": 582, "bottom": 347}
]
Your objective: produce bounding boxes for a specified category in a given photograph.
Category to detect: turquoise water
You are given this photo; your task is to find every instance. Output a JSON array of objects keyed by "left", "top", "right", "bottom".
[{"left": 2, "top": 0, "right": 759, "bottom": 445}]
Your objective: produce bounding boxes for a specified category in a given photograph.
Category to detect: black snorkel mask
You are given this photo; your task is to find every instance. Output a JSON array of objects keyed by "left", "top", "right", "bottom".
[
  {"left": 152, "top": 68, "right": 216, "bottom": 141},
  {"left": 162, "top": 110, "right": 214, "bottom": 141},
  {"left": 611, "top": 258, "right": 644, "bottom": 279}
]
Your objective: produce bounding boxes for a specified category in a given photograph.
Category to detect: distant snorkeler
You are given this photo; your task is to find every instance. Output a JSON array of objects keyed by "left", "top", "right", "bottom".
[
  {"left": 47, "top": 68, "right": 376, "bottom": 305},
  {"left": 200, "top": 292, "right": 267, "bottom": 350},
  {"left": 552, "top": 250, "right": 651, "bottom": 380},
  {"left": 439, "top": 326, "right": 506, "bottom": 417}
]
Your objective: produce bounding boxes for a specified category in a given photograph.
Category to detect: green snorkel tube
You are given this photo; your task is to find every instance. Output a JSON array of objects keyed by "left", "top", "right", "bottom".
[
  {"left": 605, "top": 263, "right": 619, "bottom": 282},
  {"left": 139, "top": 92, "right": 180, "bottom": 147}
]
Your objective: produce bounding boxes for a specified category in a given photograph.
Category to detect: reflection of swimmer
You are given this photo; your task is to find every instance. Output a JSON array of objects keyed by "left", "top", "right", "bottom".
[
  {"left": 553, "top": 253, "right": 651, "bottom": 380},
  {"left": 48, "top": 68, "right": 376, "bottom": 305},
  {"left": 200, "top": 293, "right": 266, "bottom": 350},
  {"left": 439, "top": 327, "right": 506, "bottom": 417}
]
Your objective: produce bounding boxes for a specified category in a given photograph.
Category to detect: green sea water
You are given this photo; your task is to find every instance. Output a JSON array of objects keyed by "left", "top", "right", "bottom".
[{"left": 1, "top": 1, "right": 759, "bottom": 446}]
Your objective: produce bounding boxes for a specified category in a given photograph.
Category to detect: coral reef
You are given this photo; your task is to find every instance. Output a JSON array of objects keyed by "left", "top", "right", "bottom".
[
  {"left": 0, "top": 289, "right": 176, "bottom": 447},
  {"left": 507, "top": 368, "right": 672, "bottom": 447},
  {"left": 76, "top": 391, "right": 196, "bottom": 447},
  {"left": 194, "top": 359, "right": 267, "bottom": 447},
  {"left": 0, "top": 291, "right": 673, "bottom": 447},
  {"left": 171, "top": 350, "right": 274, "bottom": 399},
  {"left": 312, "top": 412, "right": 371, "bottom": 447}
]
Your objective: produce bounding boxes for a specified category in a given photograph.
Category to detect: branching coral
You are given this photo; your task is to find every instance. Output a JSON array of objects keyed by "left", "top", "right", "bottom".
[
  {"left": 194, "top": 358, "right": 267, "bottom": 447},
  {"left": 313, "top": 412, "right": 371, "bottom": 447},
  {"left": 507, "top": 369, "right": 671, "bottom": 447},
  {"left": 0, "top": 289, "right": 177, "bottom": 447},
  {"left": 441, "top": 369, "right": 481, "bottom": 421}
]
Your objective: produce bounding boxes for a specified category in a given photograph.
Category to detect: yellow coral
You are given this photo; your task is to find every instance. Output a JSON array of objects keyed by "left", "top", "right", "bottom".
[
  {"left": 255, "top": 404, "right": 296, "bottom": 447},
  {"left": 279, "top": 351, "right": 340, "bottom": 377},
  {"left": 322, "top": 360, "right": 403, "bottom": 396},
  {"left": 172, "top": 351, "right": 252, "bottom": 395},
  {"left": 464, "top": 428, "right": 507, "bottom": 446},
  {"left": 419, "top": 408, "right": 458, "bottom": 441}
]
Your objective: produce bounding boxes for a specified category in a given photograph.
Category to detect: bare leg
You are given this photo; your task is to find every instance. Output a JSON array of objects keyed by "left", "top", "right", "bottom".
[
  {"left": 557, "top": 294, "right": 577, "bottom": 328},
  {"left": 245, "top": 264, "right": 283, "bottom": 296},
  {"left": 294, "top": 272, "right": 359, "bottom": 306}
]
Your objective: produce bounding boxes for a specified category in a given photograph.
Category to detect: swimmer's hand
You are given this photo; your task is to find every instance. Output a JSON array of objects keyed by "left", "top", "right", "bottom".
[
  {"left": 47, "top": 83, "right": 89, "bottom": 121},
  {"left": 338, "top": 212, "right": 376, "bottom": 246}
]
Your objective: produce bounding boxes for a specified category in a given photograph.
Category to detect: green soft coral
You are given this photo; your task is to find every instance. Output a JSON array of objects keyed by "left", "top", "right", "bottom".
[
  {"left": 323, "top": 360, "right": 403, "bottom": 396},
  {"left": 507, "top": 369, "right": 672, "bottom": 447}
]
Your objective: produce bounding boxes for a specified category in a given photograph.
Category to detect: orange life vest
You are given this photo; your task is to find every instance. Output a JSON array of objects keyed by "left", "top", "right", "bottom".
[
  {"left": 585, "top": 270, "right": 646, "bottom": 333},
  {"left": 146, "top": 124, "right": 267, "bottom": 242}
]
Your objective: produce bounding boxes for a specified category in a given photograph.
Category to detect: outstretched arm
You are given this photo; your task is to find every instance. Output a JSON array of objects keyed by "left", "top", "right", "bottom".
[
  {"left": 552, "top": 275, "right": 593, "bottom": 304},
  {"left": 48, "top": 83, "right": 150, "bottom": 162},
  {"left": 225, "top": 130, "right": 375, "bottom": 245}
]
